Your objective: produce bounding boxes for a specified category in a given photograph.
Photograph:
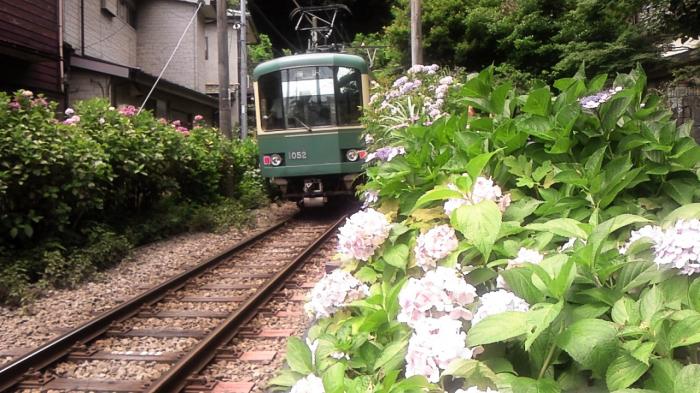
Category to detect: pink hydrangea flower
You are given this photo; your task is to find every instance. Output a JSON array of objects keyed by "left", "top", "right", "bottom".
[
  {"left": 118, "top": 105, "right": 137, "bottom": 117},
  {"left": 32, "top": 97, "right": 48, "bottom": 107},
  {"left": 303, "top": 269, "right": 369, "bottom": 319},
  {"left": 398, "top": 267, "right": 477, "bottom": 326},
  {"left": 63, "top": 115, "right": 81, "bottom": 125},
  {"left": 8, "top": 101, "right": 20, "bottom": 111},
  {"left": 194, "top": 114, "right": 204, "bottom": 122},
  {"left": 415, "top": 224, "right": 459, "bottom": 271},
  {"left": 405, "top": 316, "right": 475, "bottom": 383},
  {"left": 337, "top": 208, "right": 391, "bottom": 261},
  {"left": 172, "top": 120, "right": 182, "bottom": 127},
  {"left": 20, "top": 90, "right": 33, "bottom": 97}
]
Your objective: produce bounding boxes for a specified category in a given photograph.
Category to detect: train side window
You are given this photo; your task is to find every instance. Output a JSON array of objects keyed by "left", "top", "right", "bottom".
[
  {"left": 259, "top": 71, "right": 284, "bottom": 131},
  {"left": 335, "top": 67, "right": 362, "bottom": 126}
]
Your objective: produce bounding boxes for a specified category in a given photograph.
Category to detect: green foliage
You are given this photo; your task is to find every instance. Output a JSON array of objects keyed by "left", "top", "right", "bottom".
[
  {"left": 0, "top": 92, "right": 270, "bottom": 305},
  {"left": 272, "top": 65, "right": 700, "bottom": 392},
  {"left": 378, "top": 0, "right": 663, "bottom": 82},
  {"left": 249, "top": 33, "right": 274, "bottom": 65}
]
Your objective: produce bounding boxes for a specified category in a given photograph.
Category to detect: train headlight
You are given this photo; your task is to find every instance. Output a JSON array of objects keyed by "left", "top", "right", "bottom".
[
  {"left": 346, "top": 149, "right": 359, "bottom": 162},
  {"left": 270, "top": 153, "right": 283, "bottom": 166}
]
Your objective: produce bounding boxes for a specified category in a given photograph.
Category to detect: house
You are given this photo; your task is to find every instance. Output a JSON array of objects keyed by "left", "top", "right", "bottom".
[
  {"left": 0, "top": 1, "right": 63, "bottom": 99},
  {"left": 1, "top": 0, "right": 257, "bottom": 127}
]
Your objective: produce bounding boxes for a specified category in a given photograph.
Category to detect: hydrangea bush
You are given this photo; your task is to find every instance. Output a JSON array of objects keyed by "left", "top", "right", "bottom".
[{"left": 271, "top": 65, "right": 700, "bottom": 393}]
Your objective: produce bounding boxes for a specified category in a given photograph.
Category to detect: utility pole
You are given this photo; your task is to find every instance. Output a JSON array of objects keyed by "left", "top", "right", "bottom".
[
  {"left": 239, "top": 0, "right": 248, "bottom": 138},
  {"left": 217, "top": 0, "right": 232, "bottom": 139},
  {"left": 410, "top": 0, "right": 423, "bottom": 65}
]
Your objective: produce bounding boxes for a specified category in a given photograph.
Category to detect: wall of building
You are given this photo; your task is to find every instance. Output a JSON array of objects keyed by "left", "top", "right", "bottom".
[
  {"left": 66, "top": 69, "right": 112, "bottom": 106},
  {"left": 0, "top": 0, "right": 61, "bottom": 94},
  {"left": 63, "top": 0, "right": 137, "bottom": 67},
  {"left": 204, "top": 22, "right": 239, "bottom": 94},
  {"left": 137, "top": 0, "right": 205, "bottom": 92}
]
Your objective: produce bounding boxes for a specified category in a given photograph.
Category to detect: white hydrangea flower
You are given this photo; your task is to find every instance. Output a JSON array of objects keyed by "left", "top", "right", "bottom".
[
  {"left": 290, "top": 373, "right": 325, "bottom": 393},
  {"left": 408, "top": 64, "right": 425, "bottom": 73},
  {"left": 472, "top": 290, "right": 529, "bottom": 326},
  {"left": 398, "top": 267, "right": 477, "bottom": 327},
  {"left": 619, "top": 224, "right": 664, "bottom": 254},
  {"left": 497, "top": 248, "right": 544, "bottom": 288},
  {"left": 439, "top": 76, "right": 454, "bottom": 85},
  {"left": 621, "top": 220, "right": 700, "bottom": 275},
  {"left": 337, "top": 209, "right": 391, "bottom": 261},
  {"left": 444, "top": 177, "right": 511, "bottom": 216},
  {"left": 304, "top": 269, "right": 369, "bottom": 319},
  {"left": 414, "top": 224, "right": 459, "bottom": 271},
  {"left": 455, "top": 388, "right": 500, "bottom": 393},
  {"left": 405, "top": 316, "right": 475, "bottom": 383},
  {"left": 654, "top": 220, "right": 700, "bottom": 275}
]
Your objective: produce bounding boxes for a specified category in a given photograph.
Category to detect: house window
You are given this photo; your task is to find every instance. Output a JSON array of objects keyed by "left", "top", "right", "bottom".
[
  {"left": 205, "top": 37, "right": 209, "bottom": 60},
  {"left": 117, "top": 0, "right": 136, "bottom": 27}
]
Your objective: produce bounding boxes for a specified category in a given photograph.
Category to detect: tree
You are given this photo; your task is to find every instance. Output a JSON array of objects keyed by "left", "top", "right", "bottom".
[
  {"left": 372, "top": 0, "right": 665, "bottom": 81},
  {"left": 249, "top": 33, "right": 274, "bottom": 64}
]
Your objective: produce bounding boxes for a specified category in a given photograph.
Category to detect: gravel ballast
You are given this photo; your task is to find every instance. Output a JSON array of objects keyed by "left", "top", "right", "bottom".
[{"left": 0, "top": 202, "right": 297, "bottom": 364}]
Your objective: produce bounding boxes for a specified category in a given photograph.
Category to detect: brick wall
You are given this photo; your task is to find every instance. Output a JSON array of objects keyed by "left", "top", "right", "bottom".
[
  {"left": 666, "top": 85, "right": 700, "bottom": 142},
  {"left": 137, "top": 0, "right": 205, "bottom": 92},
  {"left": 63, "top": 0, "right": 137, "bottom": 67}
]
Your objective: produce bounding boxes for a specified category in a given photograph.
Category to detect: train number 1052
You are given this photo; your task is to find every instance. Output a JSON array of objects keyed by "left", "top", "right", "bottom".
[{"left": 289, "top": 151, "right": 308, "bottom": 160}]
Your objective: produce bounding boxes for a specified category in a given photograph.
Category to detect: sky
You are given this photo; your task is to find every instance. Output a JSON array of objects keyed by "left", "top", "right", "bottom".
[{"left": 249, "top": 0, "right": 392, "bottom": 55}]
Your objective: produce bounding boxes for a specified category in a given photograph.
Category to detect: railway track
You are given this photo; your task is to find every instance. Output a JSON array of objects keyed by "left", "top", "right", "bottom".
[{"left": 0, "top": 210, "right": 348, "bottom": 393}]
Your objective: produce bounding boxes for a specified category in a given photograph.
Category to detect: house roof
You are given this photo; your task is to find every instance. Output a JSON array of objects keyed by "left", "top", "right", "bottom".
[{"left": 70, "top": 55, "right": 218, "bottom": 108}]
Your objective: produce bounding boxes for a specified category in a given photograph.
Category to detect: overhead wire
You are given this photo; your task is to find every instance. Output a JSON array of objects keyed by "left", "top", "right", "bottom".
[
  {"left": 250, "top": 2, "right": 299, "bottom": 53},
  {"left": 137, "top": 1, "right": 204, "bottom": 114}
]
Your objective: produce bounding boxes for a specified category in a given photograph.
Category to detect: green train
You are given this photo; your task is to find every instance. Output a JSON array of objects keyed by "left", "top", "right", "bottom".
[{"left": 253, "top": 53, "right": 370, "bottom": 207}]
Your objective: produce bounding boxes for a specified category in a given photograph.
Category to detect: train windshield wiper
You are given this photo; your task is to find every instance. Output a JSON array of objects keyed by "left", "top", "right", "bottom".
[{"left": 291, "top": 116, "right": 313, "bottom": 132}]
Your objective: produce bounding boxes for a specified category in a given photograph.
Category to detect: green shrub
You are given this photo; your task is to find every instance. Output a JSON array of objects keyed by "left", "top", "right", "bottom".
[
  {"left": 77, "top": 225, "right": 132, "bottom": 270},
  {"left": 0, "top": 260, "right": 33, "bottom": 306},
  {"left": 0, "top": 91, "right": 111, "bottom": 244},
  {"left": 0, "top": 92, "right": 271, "bottom": 306},
  {"left": 39, "top": 250, "right": 95, "bottom": 289},
  {"left": 271, "top": 65, "right": 700, "bottom": 393}
]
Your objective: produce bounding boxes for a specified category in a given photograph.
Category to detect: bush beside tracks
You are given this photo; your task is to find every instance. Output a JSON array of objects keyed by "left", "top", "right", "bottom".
[{"left": 0, "top": 92, "right": 269, "bottom": 305}]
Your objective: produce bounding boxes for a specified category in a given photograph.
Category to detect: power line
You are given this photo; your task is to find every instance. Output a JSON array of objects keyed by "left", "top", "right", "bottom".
[
  {"left": 138, "top": 2, "right": 203, "bottom": 114},
  {"left": 250, "top": 2, "right": 299, "bottom": 53}
]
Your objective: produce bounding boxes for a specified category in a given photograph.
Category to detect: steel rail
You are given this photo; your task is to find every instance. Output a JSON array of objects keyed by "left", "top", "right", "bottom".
[
  {"left": 145, "top": 213, "right": 347, "bottom": 393},
  {"left": 0, "top": 215, "right": 294, "bottom": 393}
]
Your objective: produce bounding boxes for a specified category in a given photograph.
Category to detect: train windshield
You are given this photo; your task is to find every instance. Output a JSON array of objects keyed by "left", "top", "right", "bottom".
[{"left": 258, "top": 65, "right": 362, "bottom": 131}]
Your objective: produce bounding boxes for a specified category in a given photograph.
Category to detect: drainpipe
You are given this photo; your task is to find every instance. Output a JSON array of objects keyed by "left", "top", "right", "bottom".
[
  {"left": 59, "top": 0, "right": 66, "bottom": 106},
  {"left": 80, "top": 0, "right": 85, "bottom": 55}
]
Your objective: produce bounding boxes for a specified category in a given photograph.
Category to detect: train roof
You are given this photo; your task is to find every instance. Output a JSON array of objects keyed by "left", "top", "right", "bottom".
[{"left": 252, "top": 53, "right": 368, "bottom": 80}]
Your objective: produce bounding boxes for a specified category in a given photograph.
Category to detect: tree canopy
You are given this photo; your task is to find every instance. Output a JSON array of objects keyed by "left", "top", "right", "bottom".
[{"left": 360, "top": 0, "right": 698, "bottom": 81}]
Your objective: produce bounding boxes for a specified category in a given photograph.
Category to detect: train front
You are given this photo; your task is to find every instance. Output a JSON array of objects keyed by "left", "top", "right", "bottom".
[{"left": 253, "top": 53, "right": 370, "bottom": 207}]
